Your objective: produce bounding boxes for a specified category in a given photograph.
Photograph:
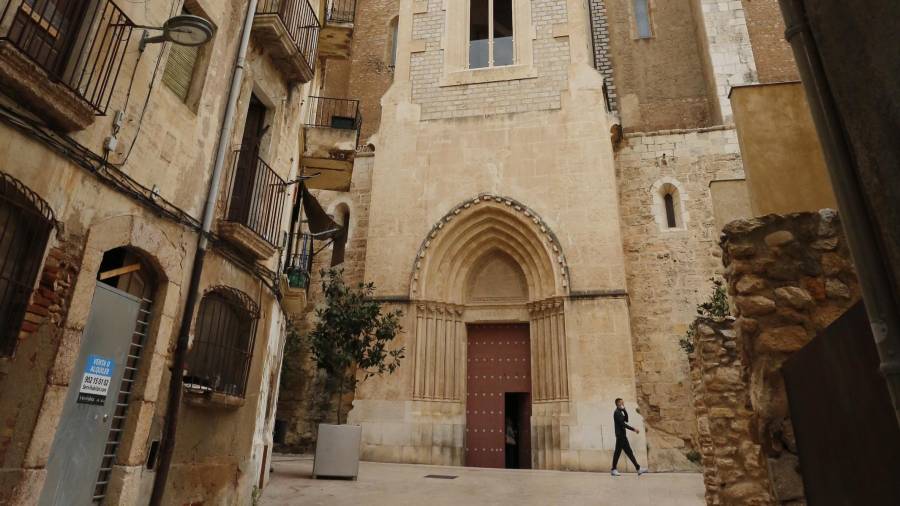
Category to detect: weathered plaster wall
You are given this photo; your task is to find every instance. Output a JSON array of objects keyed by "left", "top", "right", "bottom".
[
  {"left": 615, "top": 125, "right": 745, "bottom": 470},
  {"left": 730, "top": 82, "right": 836, "bottom": 216}
]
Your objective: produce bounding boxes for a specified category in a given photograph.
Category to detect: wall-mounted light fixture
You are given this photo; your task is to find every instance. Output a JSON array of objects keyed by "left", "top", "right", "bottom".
[{"left": 138, "top": 14, "right": 215, "bottom": 52}]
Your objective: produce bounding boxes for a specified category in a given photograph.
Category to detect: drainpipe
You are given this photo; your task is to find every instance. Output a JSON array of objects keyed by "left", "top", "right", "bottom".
[
  {"left": 779, "top": 0, "right": 900, "bottom": 425},
  {"left": 149, "top": 0, "right": 259, "bottom": 503}
]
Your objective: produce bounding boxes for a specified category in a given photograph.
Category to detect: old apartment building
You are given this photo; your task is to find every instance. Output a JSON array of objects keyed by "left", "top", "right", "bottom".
[
  {"left": 278, "top": 0, "right": 806, "bottom": 473},
  {"left": 0, "top": 0, "right": 357, "bottom": 504}
]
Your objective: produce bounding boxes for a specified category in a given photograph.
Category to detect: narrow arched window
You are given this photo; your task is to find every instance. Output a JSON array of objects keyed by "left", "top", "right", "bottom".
[
  {"left": 186, "top": 287, "right": 260, "bottom": 397},
  {"left": 0, "top": 173, "right": 54, "bottom": 356},
  {"left": 664, "top": 192, "right": 677, "bottom": 228},
  {"left": 388, "top": 16, "right": 399, "bottom": 70},
  {"left": 331, "top": 204, "right": 349, "bottom": 267},
  {"left": 633, "top": 0, "right": 652, "bottom": 39}
]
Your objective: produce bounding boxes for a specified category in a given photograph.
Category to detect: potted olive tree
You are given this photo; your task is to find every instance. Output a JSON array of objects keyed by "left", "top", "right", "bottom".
[{"left": 308, "top": 269, "right": 403, "bottom": 479}]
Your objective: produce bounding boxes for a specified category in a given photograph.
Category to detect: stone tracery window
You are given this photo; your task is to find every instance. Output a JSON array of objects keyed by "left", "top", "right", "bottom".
[{"left": 469, "top": 0, "right": 515, "bottom": 69}]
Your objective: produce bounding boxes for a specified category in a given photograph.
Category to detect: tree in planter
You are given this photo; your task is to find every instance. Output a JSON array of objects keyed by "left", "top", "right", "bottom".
[{"left": 307, "top": 268, "right": 404, "bottom": 425}]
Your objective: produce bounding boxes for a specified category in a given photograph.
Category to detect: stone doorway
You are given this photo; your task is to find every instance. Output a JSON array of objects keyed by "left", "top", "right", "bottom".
[{"left": 465, "top": 323, "right": 531, "bottom": 469}]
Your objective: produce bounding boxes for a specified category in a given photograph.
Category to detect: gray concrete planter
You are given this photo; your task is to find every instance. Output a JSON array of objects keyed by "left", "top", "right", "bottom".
[{"left": 313, "top": 423, "right": 362, "bottom": 479}]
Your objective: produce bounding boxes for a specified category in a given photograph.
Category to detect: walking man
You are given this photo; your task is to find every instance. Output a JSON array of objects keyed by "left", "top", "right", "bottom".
[{"left": 611, "top": 398, "right": 648, "bottom": 476}]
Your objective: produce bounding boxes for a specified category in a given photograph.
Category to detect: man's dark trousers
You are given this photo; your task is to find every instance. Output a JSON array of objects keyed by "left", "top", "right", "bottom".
[{"left": 612, "top": 436, "right": 639, "bottom": 470}]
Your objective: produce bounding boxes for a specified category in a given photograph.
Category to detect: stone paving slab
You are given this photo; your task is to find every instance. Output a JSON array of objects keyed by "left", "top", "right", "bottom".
[{"left": 261, "top": 455, "right": 706, "bottom": 506}]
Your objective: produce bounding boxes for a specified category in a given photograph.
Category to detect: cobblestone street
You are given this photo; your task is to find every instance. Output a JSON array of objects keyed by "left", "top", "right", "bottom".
[{"left": 261, "top": 456, "right": 706, "bottom": 506}]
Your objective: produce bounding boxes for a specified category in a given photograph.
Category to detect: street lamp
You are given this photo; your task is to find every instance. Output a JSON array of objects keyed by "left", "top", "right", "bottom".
[{"left": 138, "top": 14, "right": 215, "bottom": 51}]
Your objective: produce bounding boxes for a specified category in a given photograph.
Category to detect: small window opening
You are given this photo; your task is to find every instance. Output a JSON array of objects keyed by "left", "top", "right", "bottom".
[
  {"left": 664, "top": 193, "right": 677, "bottom": 228},
  {"left": 469, "top": 0, "right": 514, "bottom": 69},
  {"left": 330, "top": 205, "right": 349, "bottom": 267},
  {"left": 633, "top": 0, "right": 652, "bottom": 39},
  {"left": 388, "top": 16, "right": 399, "bottom": 70}
]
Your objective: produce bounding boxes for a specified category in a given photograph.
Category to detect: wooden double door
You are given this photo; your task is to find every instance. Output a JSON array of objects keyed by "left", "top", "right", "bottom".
[{"left": 465, "top": 323, "right": 532, "bottom": 469}]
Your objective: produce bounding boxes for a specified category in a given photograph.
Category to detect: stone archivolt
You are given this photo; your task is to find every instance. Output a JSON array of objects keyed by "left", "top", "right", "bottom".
[
  {"left": 410, "top": 194, "right": 570, "bottom": 301},
  {"left": 408, "top": 195, "right": 571, "bottom": 403}
]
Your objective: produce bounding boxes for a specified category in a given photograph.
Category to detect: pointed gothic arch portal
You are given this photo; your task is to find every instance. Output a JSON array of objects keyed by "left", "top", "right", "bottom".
[{"left": 408, "top": 195, "right": 571, "bottom": 468}]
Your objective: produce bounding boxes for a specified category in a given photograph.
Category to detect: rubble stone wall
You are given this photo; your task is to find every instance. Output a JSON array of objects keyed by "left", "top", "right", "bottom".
[{"left": 690, "top": 210, "right": 861, "bottom": 505}]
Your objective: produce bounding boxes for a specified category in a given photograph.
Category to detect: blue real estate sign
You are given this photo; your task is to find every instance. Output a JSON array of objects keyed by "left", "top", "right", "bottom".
[{"left": 76, "top": 354, "right": 114, "bottom": 406}]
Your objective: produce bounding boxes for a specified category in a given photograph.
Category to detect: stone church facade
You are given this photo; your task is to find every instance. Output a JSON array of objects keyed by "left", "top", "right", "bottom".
[{"left": 282, "top": 0, "right": 799, "bottom": 472}]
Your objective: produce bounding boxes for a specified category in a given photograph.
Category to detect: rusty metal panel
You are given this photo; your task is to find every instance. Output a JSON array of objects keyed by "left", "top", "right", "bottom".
[
  {"left": 465, "top": 323, "right": 531, "bottom": 468},
  {"left": 783, "top": 302, "right": 900, "bottom": 505}
]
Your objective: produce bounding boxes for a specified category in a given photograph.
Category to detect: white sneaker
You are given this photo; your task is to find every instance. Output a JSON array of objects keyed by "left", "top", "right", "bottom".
[
  {"left": 610, "top": 469, "right": 620, "bottom": 476},
  {"left": 638, "top": 467, "right": 649, "bottom": 476}
]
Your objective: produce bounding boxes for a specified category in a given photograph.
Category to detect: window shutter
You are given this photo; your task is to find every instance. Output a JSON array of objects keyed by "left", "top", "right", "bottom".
[{"left": 162, "top": 43, "right": 199, "bottom": 102}]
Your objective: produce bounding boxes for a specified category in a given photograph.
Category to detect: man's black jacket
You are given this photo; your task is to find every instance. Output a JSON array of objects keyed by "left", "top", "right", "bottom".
[{"left": 614, "top": 408, "right": 635, "bottom": 439}]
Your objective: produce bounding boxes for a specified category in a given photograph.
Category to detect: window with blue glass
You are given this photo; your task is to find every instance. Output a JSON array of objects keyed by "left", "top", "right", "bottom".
[
  {"left": 469, "top": 0, "right": 514, "bottom": 69},
  {"left": 633, "top": 0, "right": 652, "bottom": 39}
]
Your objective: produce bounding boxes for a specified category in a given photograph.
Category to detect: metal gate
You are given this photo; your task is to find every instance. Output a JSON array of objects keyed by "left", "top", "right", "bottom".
[
  {"left": 782, "top": 302, "right": 900, "bottom": 505},
  {"left": 465, "top": 323, "right": 531, "bottom": 468},
  {"left": 40, "top": 283, "right": 143, "bottom": 505}
]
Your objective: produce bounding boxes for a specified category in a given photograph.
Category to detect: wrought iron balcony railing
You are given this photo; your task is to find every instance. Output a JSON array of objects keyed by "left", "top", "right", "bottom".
[
  {"left": 225, "top": 151, "right": 287, "bottom": 248},
  {"left": 0, "top": 0, "right": 134, "bottom": 114},
  {"left": 326, "top": 0, "right": 356, "bottom": 24},
  {"left": 284, "top": 232, "right": 313, "bottom": 289},
  {"left": 305, "top": 96, "right": 361, "bottom": 131},
  {"left": 256, "top": 0, "right": 319, "bottom": 75}
]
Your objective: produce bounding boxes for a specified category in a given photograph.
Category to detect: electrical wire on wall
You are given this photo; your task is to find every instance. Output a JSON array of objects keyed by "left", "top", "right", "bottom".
[
  {"left": 0, "top": 103, "right": 280, "bottom": 297},
  {"left": 113, "top": 0, "right": 182, "bottom": 166}
]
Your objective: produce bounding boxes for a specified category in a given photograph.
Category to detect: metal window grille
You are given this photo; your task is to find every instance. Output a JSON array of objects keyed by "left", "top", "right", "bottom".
[
  {"left": 92, "top": 295, "right": 152, "bottom": 503},
  {"left": 326, "top": 0, "right": 355, "bottom": 24},
  {"left": 185, "top": 287, "right": 260, "bottom": 397},
  {"left": 224, "top": 150, "right": 287, "bottom": 247},
  {"left": 0, "top": 172, "right": 55, "bottom": 356},
  {"left": 256, "top": 0, "right": 319, "bottom": 75},
  {"left": 285, "top": 232, "right": 313, "bottom": 289},
  {"left": 0, "top": 0, "right": 135, "bottom": 114}
]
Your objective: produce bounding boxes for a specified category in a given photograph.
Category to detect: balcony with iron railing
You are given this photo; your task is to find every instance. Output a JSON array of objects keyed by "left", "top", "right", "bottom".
[
  {"left": 253, "top": 0, "right": 319, "bottom": 83},
  {"left": 0, "top": 0, "right": 134, "bottom": 131},
  {"left": 302, "top": 96, "right": 361, "bottom": 192},
  {"left": 319, "top": 0, "right": 355, "bottom": 59},
  {"left": 284, "top": 231, "right": 313, "bottom": 288},
  {"left": 219, "top": 150, "right": 287, "bottom": 259}
]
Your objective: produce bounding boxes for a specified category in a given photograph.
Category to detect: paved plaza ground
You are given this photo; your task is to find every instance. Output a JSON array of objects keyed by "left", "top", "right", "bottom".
[{"left": 261, "top": 455, "right": 706, "bottom": 506}]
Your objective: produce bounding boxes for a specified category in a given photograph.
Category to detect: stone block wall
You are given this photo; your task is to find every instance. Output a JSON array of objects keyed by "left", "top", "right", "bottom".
[
  {"left": 410, "top": 0, "right": 569, "bottom": 120},
  {"left": 588, "top": 0, "right": 617, "bottom": 110},
  {"left": 696, "top": 0, "right": 758, "bottom": 123},
  {"left": 689, "top": 210, "right": 861, "bottom": 505},
  {"left": 616, "top": 125, "right": 744, "bottom": 470}
]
